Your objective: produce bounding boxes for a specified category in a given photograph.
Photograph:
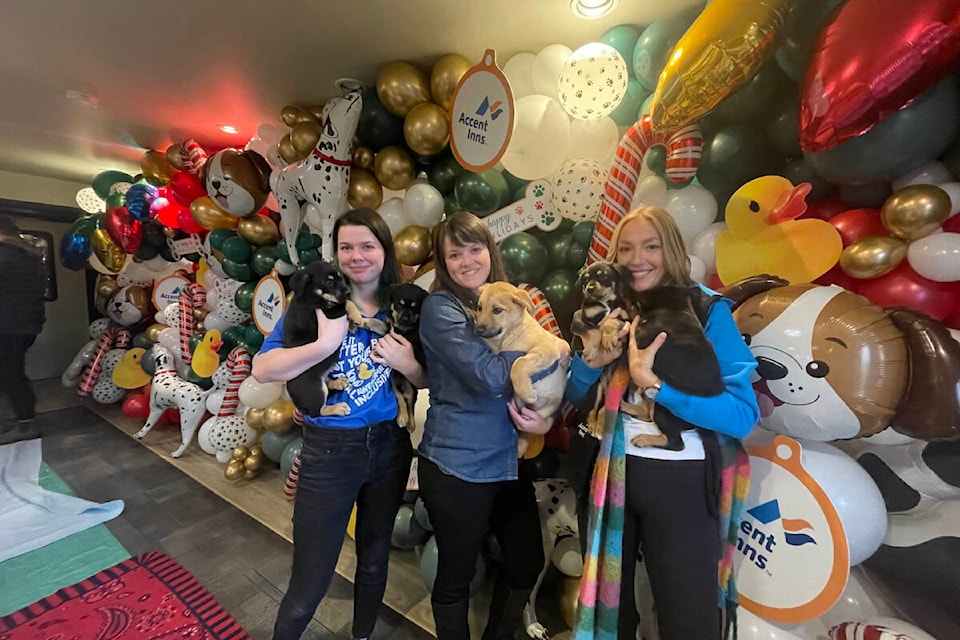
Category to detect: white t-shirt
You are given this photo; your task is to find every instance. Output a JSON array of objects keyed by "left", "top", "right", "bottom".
[{"left": 621, "top": 389, "right": 705, "bottom": 460}]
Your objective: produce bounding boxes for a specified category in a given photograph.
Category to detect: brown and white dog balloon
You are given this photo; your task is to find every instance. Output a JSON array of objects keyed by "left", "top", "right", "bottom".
[{"left": 724, "top": 275, "right": 960, "bottom": 442}]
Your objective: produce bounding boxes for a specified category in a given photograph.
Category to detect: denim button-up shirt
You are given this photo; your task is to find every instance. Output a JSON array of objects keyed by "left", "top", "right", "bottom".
[{"left": 418, "top": 290, "right": 522, "bottom": 483}]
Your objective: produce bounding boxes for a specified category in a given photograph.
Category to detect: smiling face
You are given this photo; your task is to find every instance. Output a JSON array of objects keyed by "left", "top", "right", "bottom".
[
  {"left": 336, "top": 224, "right": 385, "bottom": 288},
  {"left": 442, "top": 237, "right": 492, "bottom": 293},
  {"left": 613, "top": 218, "right": 665, "bottom": 292}
]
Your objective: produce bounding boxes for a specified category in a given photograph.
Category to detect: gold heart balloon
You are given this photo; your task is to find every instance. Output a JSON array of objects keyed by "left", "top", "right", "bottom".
[
  {"left": 348, "top": 168, "right": 384, "bottom": 209},
  {"left": 394, "top": 224, "right": 433, "bottom": 266},
  {"left": 374, "top": 146, "right": 416, "bottom": 191},
  {"left": 140, "top": 150, "right": 175, "bottom": 186},
  {"left": 237, "top": 214, "right": 280, "bottom": 245},
  {"left": 881, "top": 185, "right": 952, "bottom": 241},
  {"left": 839, "top": 235, "right": 907, "bottom": 279},
  {"left": 404, "top": 102, "right": 450, "bottom": 156},
  {"left": 191, "top": 196, "right": 240, "bottom": 230},
  {"left": 431, "top": 53, "right": 472, "bottom": 112},
  {"left": 91, "top": 228, "right": 126, "bottom": 273}
]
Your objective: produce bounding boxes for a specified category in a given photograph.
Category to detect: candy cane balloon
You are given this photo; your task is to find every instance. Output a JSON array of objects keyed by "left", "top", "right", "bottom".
[
  {"left": 219, "top": 347, "right": 251, "bottom": 418},
  {"left": 587, "top": 114, "right": 703, "bottom": 264},
  {"left": 179, "top": 282, "right": 207, "bottom": 365},
  {"left": 77, "top": 326, "right": 132, "bottom": 396},
  {"left": 283, "top": 451, "right": 301, "bottom": 502},
  {"left": 198, "top": 346, "right": 255, "bottom": 459},
  {"left": 519, "top": 283, "right": 563, "bottom": 339}
]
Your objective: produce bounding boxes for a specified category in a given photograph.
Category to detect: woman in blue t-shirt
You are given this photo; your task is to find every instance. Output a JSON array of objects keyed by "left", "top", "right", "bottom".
[
  {"left": 252, "top": 208, "right": 426, "bottom": 640},
  {"left": 418, "top": 212, "right": 563, "bottom": 640}
]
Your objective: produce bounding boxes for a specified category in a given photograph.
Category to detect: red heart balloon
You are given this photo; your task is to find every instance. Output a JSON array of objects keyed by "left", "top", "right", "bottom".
[
  {"left": 169, "top": 169, "right": 207, "bottom": 206},
  {"left": 104, "top": 205, "right": 142, "bottom": 254}
]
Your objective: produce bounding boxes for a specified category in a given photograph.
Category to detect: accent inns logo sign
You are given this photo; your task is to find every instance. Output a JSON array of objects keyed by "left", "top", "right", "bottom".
[{"left": 450, "top": 50, "right": 514, "bottom": 172}]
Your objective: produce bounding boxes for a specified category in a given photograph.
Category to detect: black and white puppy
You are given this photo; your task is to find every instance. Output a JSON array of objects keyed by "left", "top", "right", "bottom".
[
  {"left": 621, "top": 285, "right": 724, "bottom": 450},
  {"left": 384, "top": 283, "right": 428, "bottom": 430},
  {"left": 284, "top": 260, "right": 353, "bottom": 418}
]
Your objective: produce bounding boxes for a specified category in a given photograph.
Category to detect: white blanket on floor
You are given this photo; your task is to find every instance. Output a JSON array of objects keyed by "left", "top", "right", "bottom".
[{"left": 0, "top": 439, "right": 124, "bottom": 563}]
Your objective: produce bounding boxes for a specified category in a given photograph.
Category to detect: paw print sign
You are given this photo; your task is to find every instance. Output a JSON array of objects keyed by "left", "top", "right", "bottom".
[{"left": 480, "top": 180, "right": 561, "bottom": 243}]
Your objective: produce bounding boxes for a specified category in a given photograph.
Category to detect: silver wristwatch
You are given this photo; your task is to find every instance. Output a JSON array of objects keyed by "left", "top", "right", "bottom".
[{"left": 643, "top": 379, "right": 662, "bottom": 400}]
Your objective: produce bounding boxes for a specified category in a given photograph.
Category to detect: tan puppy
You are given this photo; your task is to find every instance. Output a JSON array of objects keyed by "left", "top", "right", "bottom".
[{"left": 475, "top": 282, "right": 571, "bottom": 454}]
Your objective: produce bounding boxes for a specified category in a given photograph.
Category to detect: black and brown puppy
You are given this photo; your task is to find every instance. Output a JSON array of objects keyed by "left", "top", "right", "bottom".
[
  {"left": 570, "top": 261, "right": 635, "bottom": 356},
  {"left": 384, "top": 283, "right": 429, "bottom": 430},
  {"left": 284, "top": 260, "right": 353, "bottom": 418},
  {"left": 621, "top": 285, "right": 724, "bottom": 450}
]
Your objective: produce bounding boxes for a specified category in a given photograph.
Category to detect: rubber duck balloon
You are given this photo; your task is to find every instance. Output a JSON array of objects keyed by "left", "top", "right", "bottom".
[
  {"left": 715, "top": 175, "right": 842, "bottom": 284},
  {"left": 191, "top": 329, "right": 223, "bottom": 379}
]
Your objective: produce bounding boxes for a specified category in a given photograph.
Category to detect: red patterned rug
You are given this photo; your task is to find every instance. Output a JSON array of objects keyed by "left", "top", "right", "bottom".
[{"left": 0, "top": 551, "right": 252, "bottom": 639}]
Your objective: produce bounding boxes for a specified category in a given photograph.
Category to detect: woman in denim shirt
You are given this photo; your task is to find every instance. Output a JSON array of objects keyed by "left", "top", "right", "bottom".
[{"left": 418, "top": 212, "right": 561, "bottom": 640}]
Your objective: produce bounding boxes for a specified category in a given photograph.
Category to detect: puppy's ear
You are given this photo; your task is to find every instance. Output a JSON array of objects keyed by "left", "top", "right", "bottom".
[
  {"left": 612, "top": 263, "right": 632, "bottom": 286},
  {"left": 242, "top": 150, "right": 273, "bottom": 195},
  {"left": 289, "top": 269, "right": 311, "bottom": 296},
  {"left": 513, "top": 288, "right": 535, "bottom": 314},
  {"left": 199, "top": 153, "right": 212, "bottom": 189}
]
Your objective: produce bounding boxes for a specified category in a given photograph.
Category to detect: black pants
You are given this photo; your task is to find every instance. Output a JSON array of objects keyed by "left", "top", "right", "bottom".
[
  {"left": 619, "top": 456, "right": 720, "bottom": 640},
  {"left": 417, "top": 457, "right": 544, "bottom": 607},
  {"left": 273, "top": 421, "right": 412, "bottom": 640},
  {"left": 0, "top": 334, "right": 37, "bottom": 420}
]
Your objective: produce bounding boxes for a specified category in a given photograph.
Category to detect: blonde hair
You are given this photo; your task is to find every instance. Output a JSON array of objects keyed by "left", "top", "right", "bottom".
[
  {"left": 432, "top": 212, "right": 507, "bottom": 307},
  {"left": 607, "top": 206, "right": 693, "bottom": 287}
]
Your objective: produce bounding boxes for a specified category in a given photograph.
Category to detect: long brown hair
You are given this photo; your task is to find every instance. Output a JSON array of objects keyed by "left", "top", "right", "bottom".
[
  {"left": 333, "top": 208, "right": 401, "bottom": 305},
  {"left": 607, "top": 206, "right": 693, "bottom": 287},
  {"left": 431, "top": 212, "right": 506, "bottom": 308}
]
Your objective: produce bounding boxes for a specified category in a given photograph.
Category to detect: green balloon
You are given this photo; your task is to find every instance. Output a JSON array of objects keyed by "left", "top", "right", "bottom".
[
  {"left": 92, "top": 170, "right": 134, "bottom": 200},
  {"left": 601, "top": 25, "right": 641, "bottom": 75},
  {"left": 571, "top": 220, "right": 595, "bottom": 247},
  {"left": 251, "top": 246, "right": 278, "bottom": 277},
  {"left": 939, "top": 127, "right": 960, "bottom": 178},
  {"left": 455, "top": 169, "right": 509, "bottom": 217},
  {"left": 539, "top": 269, "right": 578, "bottom": 339},
  {"left": 646, "top": 145, "right": 667, "bottom": 174},
  {"left": 295, "top": 230, "right": 314, "bottom": 252},
  {"left": 565, "top": 242, "right": 589, "bottom": 271},
  {"left": 427, "top": 156, "right": 465, "bottom": 195},
  {"left": 189, "top": 333, "right": 203, "bottom": 354},
  {"left": 222, "top": 258, "right": 255, "bottom": 282},
  {"left": 703, "top": 61, "right": 792, "bottom": 127},
  {"left": 221, "top": 236, "right": 253, "bottom": 263},
  {"left": 208, "top": 228, "right": 237, "bottom": 252},
  {"left": 141, "top": 346, "right": 157, "bottom": 376},
  {"left": 443, "top": 193, "right": 461, "bottom": 216},
  {"left": 280, "top": 437, "right": 304, "bottom": 476},
  {"left": 356, "top": 86, "right": 404, "bottom": 151},
  {"left": 310, "top": 233, "right": 323, "bottom": 250},
  {"left": 639, "top": 93, "right": 655, "bottom": 120},
  {"left": 131, "top": 332, "right": 151, "bottom": 350},
  {"left": 610, "top": 78, "right": 650, "bottom": 126},
  {"left": 234, "top": 282, "right": 256, "bottom": 313},
  {"left": 135, "top": 242, "right": 160, "bottom": 260},
  {"left": 275, "top": 238, "right": 291, "bottom": 263},
  {"left": 764, "top": 96, "right": 802, "bottom": 158},
  {"left": 262, "top": 430, "right": 299, "bottom": 463},
  {"left": 542, "top": 232, "right": 574, "bottom": 270},
  {"left": 633, "top": 8, "right": 699, "bottom": 91},
  {"left": 498, "top": 232, "right": 549, "bottom": 285},
  {"left": 838, "top": 183, "right": 892, "bottom": 209},
  {"left": 184, "top": 368, "right": 213, "bottom": 389},
  {"left": 244, "top": 324, "right": 265, "bottom": 351},
  {"left": 500, "top": 168, "right": 529, "bottom": 196},
  {"left": 698, "top": 125, "right": 782, "bottom": 213},
  {"left": 774, "top": 0, "right": 845, "bottom": 81},
  {"left": 782, "top": 158, "right": 835, "bottom": 202},
  {"left": 298, "top": 247, "right": 320, "bottom": 265},
  {"left": 104, "top": 192, "right": 126, "bottom": 210},
  {"left": 804, "top": 76, "right": 960, "bottom": 186}
]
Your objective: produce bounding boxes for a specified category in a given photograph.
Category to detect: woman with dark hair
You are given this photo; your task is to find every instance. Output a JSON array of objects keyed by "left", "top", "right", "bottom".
[
  {"left": 253, "top": 208, "right": 426, "bottom": 640},
  {"left": 417, "top": 212, "right": 564, "bottom": 640}
]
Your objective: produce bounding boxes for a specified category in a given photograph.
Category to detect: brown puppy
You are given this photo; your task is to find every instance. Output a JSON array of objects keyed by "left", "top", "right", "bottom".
[{"left": 475, "top": 282, "right": 570, "bottom": 456}]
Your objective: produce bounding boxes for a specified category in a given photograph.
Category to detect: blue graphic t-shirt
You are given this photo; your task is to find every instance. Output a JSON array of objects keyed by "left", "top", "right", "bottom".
[{"left": 260, "top": 311, "right": 397, "bottom": 429}]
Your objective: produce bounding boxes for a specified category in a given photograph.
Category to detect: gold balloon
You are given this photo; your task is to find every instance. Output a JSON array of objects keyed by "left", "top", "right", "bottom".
[
  {"left": 353, "top": 146, "right": 375, "bottom": 170},
  {"left": 556, "top": 576, "right": 581, "bottom": 630},
  {"left": 225, "top": 460, "right": 244, "bottom": 481},
  {"left": 881, "top": 185, "right": 952, "bottom": 241},
  {"left": 140, "top": 150, "right": 175, "bottom": 186},
  {"left": 243, "top": 454, "right": 262, "bottom": 471},
  {"left": 404, "top": 102, "right": 450, "bottom": 156},
  {"left": 278, "top": 134, "right": 307, "bottom": 165},
  {"left": 194, "top": 319, "right": 205, "bottom": 333},
  {"left": 193, "top": 307, "right": 208, "bottom": 322},
  {"left": 91, "top": 228, "right": 126, "bottom": 273},
  {"left": 263, "top": 399, "right": 296, "bottom": 433},
  {"left": 348, "top": 168, "right": 384, "bottom": 209},
  {"left": 306, "top": 103, "right": 327, "bottom": 121},
  {"left": 95, "top": 274, "right": 120, "bottom": 313},
  {"left": 243, "top": 468, "right": 259, "bottom": 481},
  {"left": 191, "top": 196, "right": 240, "bottom": 231},
  {"left": 431, "top": 53, "right": 472, "bottom": 111},
  {"left": 165, "top": 144, "right": 187, "bottom": 170},
  {"left": 839, "top": 236, "right": 908, "bottom": 279},
  {"left": 144, "top": 323, "right": 166, "bottom": 344},
  {"left": 245, "top": 407, "right": 266, "bottom": 429},
  {"left": 232, "top": 446, "right": 251, "bottom": 461},
  {"left": 280, "top": 104, "right": 305, "bottom": 127},
  {"left": 377, "top": 61, "right": 432, "bottom": 117},
  {"left": 373, "top": 146, "right": 416, "bottom": 190},
  {"left": 394, "top": 225, "right": 433, "bottom": 266},
  {"left": 291, "top": 119, "right": 322, "bottom": 155},
  {"left": 237, "top": 214, "right": 280, "bottom": 245}
]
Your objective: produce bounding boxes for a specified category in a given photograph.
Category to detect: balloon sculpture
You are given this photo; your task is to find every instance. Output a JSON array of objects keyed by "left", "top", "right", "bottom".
[{"left": 274, "top": 83, "right": 363, "bottom": 264}]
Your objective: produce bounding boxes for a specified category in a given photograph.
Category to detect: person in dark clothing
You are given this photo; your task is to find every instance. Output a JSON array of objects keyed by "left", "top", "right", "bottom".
[{"left": 0, "top": 215, "right": 46, "bottom": 432}]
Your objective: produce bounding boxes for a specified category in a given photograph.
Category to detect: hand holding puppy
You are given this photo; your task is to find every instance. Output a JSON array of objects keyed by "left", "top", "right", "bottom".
[
  {"left": 581, "top": 309, "right": 630, "bottom": 369},
  {"left": 627, "top": 316, "right": 666, "bottom": 390}
]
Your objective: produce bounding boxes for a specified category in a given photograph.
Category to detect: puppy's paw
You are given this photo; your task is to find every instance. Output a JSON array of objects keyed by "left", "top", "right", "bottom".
[
  {"left": 320, "top": 402, "right": 351, "bottom": 416},
  {"left": 629, "top": 432, "right": 668, "bottom": 448},
  {"left": 598, "top": 317, "right": 625, "bottom": 352},
  {"left": 326, "top": 376, "right": 349, "bottom": 391},
  {"left": 587, "top": 408, "right": 605, "bottom": 438},
  {"left": 346, "top": 301, "right": 389, "bottom": 335}
]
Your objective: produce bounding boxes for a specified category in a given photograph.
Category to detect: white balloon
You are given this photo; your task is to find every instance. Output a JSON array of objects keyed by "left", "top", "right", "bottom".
[
  {"left": 501, "top": 95, "right": 571, "bottom": 180},
  {"left": 737, "top": 607, "right": 813, "bottom": 640},
  {"left": 568, "top": 117, "right": 620, "bottom": 164},
  {"left": 503, "top": 52, "right": 537, "bottom": 100},
  {"left": 197, "top": 418, "right": 218, "bottom": 455},
  {"left": 206, "top": 389, "right": 226, "bottom": 415},
  {"left": 558, "top": 43, "right": 628, "bottom": 120},
  {"left": 302, "top": 202, "right": 323, "bottom": 235},
  {"left": 551, "top": 158, "right": 606, "bottom": 222},
  {"left": 631, "top": 175, "right": 668, "bottom": 208},
  {"left": 402, "top": 182, "right": 445, "bottom": 227},
  {"left": 202, "top": 311, "right": 232, "bottom": 332},
  {"left": 157, "top": 327, "right": 181, "bottom": 355},
  {"left": 378, "top": 197, "right": 412, "bottom": 237},
  {"left": 689, "top": 254, "right": 706, "bottom": 283},
  {"left": 907, "top": 232, "right": 960, "bottom": 281},
  {"left": 936, "top": 181, "right": 960, "bottom": 216},
  {"left": 691, "top": 221, "right": 728, "bottom": 274},
  {"left": 532, "top": 44, "right": 572, "bottom": 100},
  {"left": 663, "top": 184, "right": 718, "bottom": 244},
  {"left": 237, "top": 375, "right": 284, "bottom": 409},
  {"left": 215, "top": 449, "right": 233, "bottom": 464},
  {"left": 550, "top": 535, "right": 584, "bottom": 577},
  {"left": 274, "top": 259, "right": 296, "bottom": 276},
  {"left": 891, "top": 161, "right": 952, "bottom": 191},
  {"left": 818, "top": 566, "right": 897, "bottom": 630}
]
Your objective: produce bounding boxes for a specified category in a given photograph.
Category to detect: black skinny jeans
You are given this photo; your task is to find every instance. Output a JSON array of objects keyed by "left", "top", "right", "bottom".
[
  {"left": 273, "top": 421, "right": 412, "bottom": 640},
  {"left": 417, "top": 457, "right": 544, "bottom": 607},
  {"left": 0, "top": 334, "right": 37, "bottom": 420}
]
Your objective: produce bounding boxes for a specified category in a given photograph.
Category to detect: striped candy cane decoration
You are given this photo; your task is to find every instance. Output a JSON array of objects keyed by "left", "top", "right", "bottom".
[
  {"left": 283, "top": 452, "right": 301, "bottom": 502},
  {"left": 178, "top": 139, "right": 208, "bottom": 174},
  {"left": 519, "top": 283, "right": 563, "bottom": 339},
  {"left": 179, "top": 283, "right": 207, "bottom": 365},
  {"left": 77, "top": 326, "right": 132, "bottom": 396},
  {"left": 587, "top": 114, "right": 703, "bottom": 265},
  {"left": 828, "top": 622, "right": 913, "bottom": 640},
  {"left": 219, "top": 347, "right": 251, "bottom": 418}
]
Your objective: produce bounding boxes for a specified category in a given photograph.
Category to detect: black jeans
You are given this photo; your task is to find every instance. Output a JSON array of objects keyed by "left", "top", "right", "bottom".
[
  {"left": 273, "top": 421, "right": 412, "bottom": 640},
  {"left": 0, "top": 334, "right": 37, "bottom": 420},
  {"left": 417, "top": 458, "right": 544, "bottom": 607}
]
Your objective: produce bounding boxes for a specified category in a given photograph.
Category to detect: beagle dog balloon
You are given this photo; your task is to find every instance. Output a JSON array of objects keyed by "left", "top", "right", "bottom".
[{"left": 723, "top": 275, "right": 960, "bottom": 442}]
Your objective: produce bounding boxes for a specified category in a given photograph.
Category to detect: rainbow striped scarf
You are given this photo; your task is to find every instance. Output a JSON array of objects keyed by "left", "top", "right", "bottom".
[{"left": 574, "top": 364, "right": 751, "bottom": 640}]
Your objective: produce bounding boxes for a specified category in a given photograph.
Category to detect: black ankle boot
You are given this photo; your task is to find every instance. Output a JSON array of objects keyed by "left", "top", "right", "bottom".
[
  {"left": 432, "top": 598, "right": 471, "bottom": 640},
  {"left": 482, "top": 582, "right": 533, "bottom": 640}
]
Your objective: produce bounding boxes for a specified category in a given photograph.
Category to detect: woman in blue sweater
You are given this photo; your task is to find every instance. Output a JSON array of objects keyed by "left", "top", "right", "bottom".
[
  {"left": 418, "top": 212, "right": 562, "bottom": 640},
  {"left": 567, "top": 206, "right": 759, "bottom": 640}
]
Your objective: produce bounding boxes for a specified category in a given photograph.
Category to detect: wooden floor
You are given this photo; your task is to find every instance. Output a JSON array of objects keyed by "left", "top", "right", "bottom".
[{"left": 8, "top": 380, "right": 568, "bottom": 640}]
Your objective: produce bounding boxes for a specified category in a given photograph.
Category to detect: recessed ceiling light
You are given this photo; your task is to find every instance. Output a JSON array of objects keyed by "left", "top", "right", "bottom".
[
  {"left": 570, "top": 0, "right": 619, "bottom": 19},
  {"left": 218, "top": 125, "right": 239, "bottom": 134}
]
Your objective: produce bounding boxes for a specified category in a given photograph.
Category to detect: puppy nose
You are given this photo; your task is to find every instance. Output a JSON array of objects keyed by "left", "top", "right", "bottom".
[
  {"left": 212, "top": 180, "right": 221, "bottom": 190},
  {"left": 756, "top": 356, "right": 788, "bottom": 380}
]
